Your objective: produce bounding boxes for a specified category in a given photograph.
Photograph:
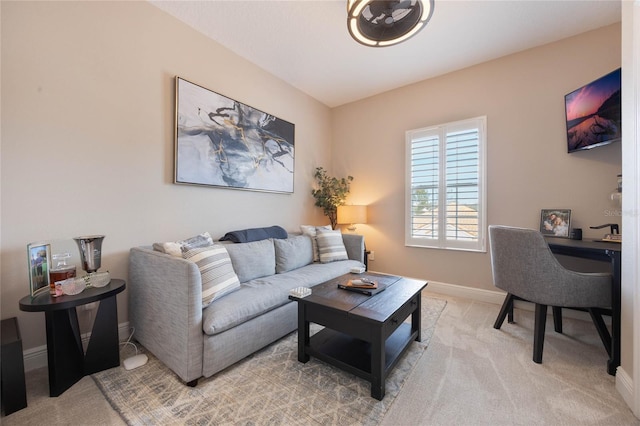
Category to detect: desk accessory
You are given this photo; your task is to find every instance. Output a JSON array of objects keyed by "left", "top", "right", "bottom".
[{"left": 590, "top": 223, "right": 621, "bottom": 242}]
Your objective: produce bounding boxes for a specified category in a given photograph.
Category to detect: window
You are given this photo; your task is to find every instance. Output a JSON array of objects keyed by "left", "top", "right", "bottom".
[{"left": 405, "top": 116, "right": 487, "bottom": 252}]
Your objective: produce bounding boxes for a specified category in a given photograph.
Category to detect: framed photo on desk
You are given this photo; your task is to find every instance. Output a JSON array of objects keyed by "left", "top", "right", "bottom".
[{"left": 540, "top": 209, "right": 571, "bottom": 238}]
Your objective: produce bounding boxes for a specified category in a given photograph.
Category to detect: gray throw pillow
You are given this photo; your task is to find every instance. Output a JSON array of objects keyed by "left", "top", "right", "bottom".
[
  {"left": 274, "top": 235, "right": 313, "bottom": 273},
  {"left": 225, "top": 239, "right": 276, "bottom": 283},
  {"left": 316, "top": 228, "right": 349, "bottom": 263}
]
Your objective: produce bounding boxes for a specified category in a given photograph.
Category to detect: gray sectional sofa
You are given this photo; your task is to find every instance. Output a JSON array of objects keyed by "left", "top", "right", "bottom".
[{"left": 128, "top": 232, "right": 365, "bottom": 385}]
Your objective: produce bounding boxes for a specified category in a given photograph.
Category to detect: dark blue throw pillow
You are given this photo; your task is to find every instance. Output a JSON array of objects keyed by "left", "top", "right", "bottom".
[{"left": 219, "top": 225, "right": 288, "bottom": 243}]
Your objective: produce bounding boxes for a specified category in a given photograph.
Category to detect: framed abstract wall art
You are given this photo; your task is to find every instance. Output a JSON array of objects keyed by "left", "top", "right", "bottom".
[
  {"left": 540, "top": 209, "right": 571, "bottom": 238},
  {"left": 27, "top": 242, "right": 51, "bottom": 297},
  {"left": 174, "top": 77, "right": 295, "bottom": 193}
]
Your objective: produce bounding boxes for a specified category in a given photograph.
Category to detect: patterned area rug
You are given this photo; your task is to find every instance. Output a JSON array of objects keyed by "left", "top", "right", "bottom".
[{"left": 93, "top": 296, "right": 446, "bottom": 425}]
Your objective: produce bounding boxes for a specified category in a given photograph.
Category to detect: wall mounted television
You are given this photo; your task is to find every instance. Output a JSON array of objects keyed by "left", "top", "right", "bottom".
[{"left": 565, "top": 68, "right": 621, "bottom": 153}]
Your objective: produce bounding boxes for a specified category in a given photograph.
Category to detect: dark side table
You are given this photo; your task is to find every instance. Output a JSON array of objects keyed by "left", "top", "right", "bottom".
[
  {"left": 19, "top": 279, "right": 125, "bottom": 397},
  {"left": 1, "top": 317, "right": 27, "bottom": 415}
]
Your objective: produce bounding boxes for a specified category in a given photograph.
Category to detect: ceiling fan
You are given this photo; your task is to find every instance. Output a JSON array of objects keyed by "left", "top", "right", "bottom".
[{"left": 347, "top": 0, "right": 435, "bottom": 47}]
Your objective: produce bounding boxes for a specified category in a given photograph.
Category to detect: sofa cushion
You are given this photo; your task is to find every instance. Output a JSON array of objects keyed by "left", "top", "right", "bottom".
[
  {"left": 182, "top": 245, "right": 241, "bottom": 308},
  {"left": 274, "top": 235, "right": 313, "bottom": 273},
  {"left": 153, "top": 232, "right": 214, "bottom": 257},
  {"left": 300, "top": 224, "right": 332, "bottom": 262},
  {"left": 202, "top": 259, "right": 363, "bottom": 336},
  {"left": 316, "top": 228, "right": 349, "bottom": 263},
  {"left": 224, "top": 239, "right": 276, "bottom": 283}
]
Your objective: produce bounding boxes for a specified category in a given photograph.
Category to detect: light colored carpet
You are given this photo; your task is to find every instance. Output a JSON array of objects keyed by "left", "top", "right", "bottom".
[
  {"left": 4, "top": 293, "right": 638, "bottom": 425},
  {"left": 91, "top": 296, "right": 446, "bottom": 425},
  {"left": 381, "top": 295, "right": 640, "bottom": 425}
]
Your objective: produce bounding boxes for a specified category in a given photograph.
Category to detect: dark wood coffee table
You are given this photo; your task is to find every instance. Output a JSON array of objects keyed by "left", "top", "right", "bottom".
[{"left": 289, "top": 273, "right": 427, "bottom": 400}]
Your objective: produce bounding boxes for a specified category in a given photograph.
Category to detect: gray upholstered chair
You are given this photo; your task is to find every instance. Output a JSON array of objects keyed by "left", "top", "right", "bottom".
[{"left": 488, "top": 225, "right": 612, "bottom": 364}]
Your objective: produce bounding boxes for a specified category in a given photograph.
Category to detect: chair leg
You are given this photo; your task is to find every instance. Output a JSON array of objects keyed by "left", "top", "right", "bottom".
[
  {"left": 588, "top": 308, "right": 612, "bottom": 357},
  {"left": 533, "top": 304, "right": 548, "bottom": 364},
  {"left": 552, "top": 306, "right": 563, "bottom": 333},
  {"left": 494, "top": 293, "right": 516, "bottom": 329},
  {"left": 508, "top": 302, "right": 514, "bottom": 324}
]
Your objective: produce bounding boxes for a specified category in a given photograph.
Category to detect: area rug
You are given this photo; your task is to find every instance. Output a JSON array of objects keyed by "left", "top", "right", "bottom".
[{"left": 92, "top": 296, "right": 446, "bottom": 426}]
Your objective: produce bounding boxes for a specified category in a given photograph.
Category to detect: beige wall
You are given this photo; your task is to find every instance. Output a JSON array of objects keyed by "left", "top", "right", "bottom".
[
  {"left": 331, "top": 23, "right": 622, "bottom": 291},
  {"left": 1, "top": 1, "right": 331, "bottom": 350},
  {"left": 0, "top": 2, "right": 624, "bottom": 361}
]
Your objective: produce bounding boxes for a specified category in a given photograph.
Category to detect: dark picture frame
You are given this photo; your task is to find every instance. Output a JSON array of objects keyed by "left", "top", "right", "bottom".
[
  {"left": 540, "top": 209, "right": 571, "bottom": 238},
  {"left": 174, "top": 77, "right": 295, "bottom": 193},
  {"left": 27, "top": 242, "right": 51, "bottom": 297}
]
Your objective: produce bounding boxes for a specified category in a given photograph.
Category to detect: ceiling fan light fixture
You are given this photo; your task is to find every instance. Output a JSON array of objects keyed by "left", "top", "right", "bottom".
[{"left": 347, "top": 0, "right": 434, "bottom": 47}]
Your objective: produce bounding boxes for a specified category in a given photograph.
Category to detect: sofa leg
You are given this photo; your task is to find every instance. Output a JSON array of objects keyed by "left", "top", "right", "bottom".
[{"left": 186, "top": 379, "right": 198, "bottom": 387}]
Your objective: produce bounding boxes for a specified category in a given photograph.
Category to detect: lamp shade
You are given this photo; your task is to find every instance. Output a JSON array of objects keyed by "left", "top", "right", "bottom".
[{"left": 338, "top": 205, "right": 367, "bottom": 225}]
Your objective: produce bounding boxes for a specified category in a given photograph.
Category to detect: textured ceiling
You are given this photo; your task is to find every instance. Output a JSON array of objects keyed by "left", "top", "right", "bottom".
[{"left": 150, "top": 0, "right": 621, "bottom": 108}]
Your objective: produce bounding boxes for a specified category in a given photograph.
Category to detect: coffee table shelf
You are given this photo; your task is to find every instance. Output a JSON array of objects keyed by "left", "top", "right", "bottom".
[{"left": 307, "top": 322, "right": 416, "bottom": 382}]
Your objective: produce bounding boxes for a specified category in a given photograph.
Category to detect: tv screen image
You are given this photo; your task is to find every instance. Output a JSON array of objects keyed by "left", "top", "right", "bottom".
[{"left": 565, "top": 68, "right": 621, "bottom": 153}]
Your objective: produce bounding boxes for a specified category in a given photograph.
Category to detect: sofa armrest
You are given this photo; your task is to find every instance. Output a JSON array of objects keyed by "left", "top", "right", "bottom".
[
  {"left": 342, "top": 233, "right": 365, "bottom": 264},
  {"left": 128, "top": 247, "right": 204, "bottom": 383}
]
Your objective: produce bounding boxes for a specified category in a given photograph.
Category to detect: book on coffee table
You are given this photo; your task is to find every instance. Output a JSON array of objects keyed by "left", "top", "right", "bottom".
[{"left": 337, "top": 279, "right": 386, "bottom": 296}]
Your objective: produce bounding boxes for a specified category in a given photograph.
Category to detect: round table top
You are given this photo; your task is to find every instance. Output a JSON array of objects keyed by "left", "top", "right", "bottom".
[{"left": 19, "top": 279, "right": 126, "bottom": 312}]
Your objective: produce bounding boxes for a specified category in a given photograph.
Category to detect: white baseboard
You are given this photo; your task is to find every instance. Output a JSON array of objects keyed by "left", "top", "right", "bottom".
[
  {"left": 23, "top": 321, "right": 131, "bottom": 372},
  {"left": 424, "top": 280, "right": 506, "bottom": 305},
  {"left": 615, "top": 366, "right": 634, "bottom": 408},
  {"left": 424, "top": 279, "right": 609, "bottom": 323}
]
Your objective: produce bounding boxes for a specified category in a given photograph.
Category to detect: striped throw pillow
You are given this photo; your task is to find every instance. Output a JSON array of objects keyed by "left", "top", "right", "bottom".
[
  {"left": 182, "top": 245, "right": 241, "bottom": 308},
  {"left": 316, "top": 228, "right": 348, "bottom": 263},
  {"left": 300, "top": 225, "right": 332, "bottom": 262}
]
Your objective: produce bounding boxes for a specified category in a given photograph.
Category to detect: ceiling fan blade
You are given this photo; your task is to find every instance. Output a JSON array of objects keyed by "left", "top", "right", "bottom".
[
  {"left": 367, "top": 1, "right": 389, "bottom": 19},
  {"left": 394, "top": 0, "right": 414, "bottom": 11}
]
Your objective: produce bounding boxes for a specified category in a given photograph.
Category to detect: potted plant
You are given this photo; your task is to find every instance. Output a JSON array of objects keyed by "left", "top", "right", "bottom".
[{"left": 311, "top": 167, "right": 353, "bottom": 229}]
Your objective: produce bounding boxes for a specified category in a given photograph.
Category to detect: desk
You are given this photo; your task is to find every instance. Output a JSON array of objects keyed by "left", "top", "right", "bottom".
[
  {"left": 19, "top": 279, "right": 125, "bottom": 396},
  {"left": 546, "top": 238, "right": 621, "bottom": 375}
]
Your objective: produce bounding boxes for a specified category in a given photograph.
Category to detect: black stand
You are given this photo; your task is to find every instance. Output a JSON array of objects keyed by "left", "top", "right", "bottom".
[{"left": 19, "top": 279, "right": 125, "bottom": 396}]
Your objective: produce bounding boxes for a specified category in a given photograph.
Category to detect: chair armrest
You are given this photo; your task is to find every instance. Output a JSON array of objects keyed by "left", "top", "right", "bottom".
[{"left": 128, "top": 247, "right": 204, "bottom": 383}]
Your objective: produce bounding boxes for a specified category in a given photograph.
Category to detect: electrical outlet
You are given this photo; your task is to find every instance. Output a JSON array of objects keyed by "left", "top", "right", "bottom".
[{"left": 369, "top": 251, "right": 375, "bottom": 261}]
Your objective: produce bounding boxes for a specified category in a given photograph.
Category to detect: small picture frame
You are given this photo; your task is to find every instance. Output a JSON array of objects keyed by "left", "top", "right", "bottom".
[
  {"left": 27, "top": 242, "right": 51, "bottom": 297},
  {"left": 540, "top": 209, "right": 572, "bottom": 238}
]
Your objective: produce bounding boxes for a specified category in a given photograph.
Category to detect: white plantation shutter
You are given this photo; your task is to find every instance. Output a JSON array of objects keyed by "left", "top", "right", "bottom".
[{"left": 406, "top": 117, "right": 487, "bottom": 252}]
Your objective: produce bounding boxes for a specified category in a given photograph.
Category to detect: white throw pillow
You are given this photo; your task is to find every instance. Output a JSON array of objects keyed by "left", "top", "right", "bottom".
[
  {"left": 300, "top": 225, "right": 331, "bottom": 262},
  {"left": 182, "top": 245, "right": 241, "bottom": 308},
  {"left": 153, "top": 232, "right": 214, "bottom": 257},
  {"left": 315, "top": 228, "right": 349, "bottom": 264}
]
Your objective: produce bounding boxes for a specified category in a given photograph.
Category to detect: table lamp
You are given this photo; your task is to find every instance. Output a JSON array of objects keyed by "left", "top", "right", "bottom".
[{"left": 337, "top": 205, "right": 367, "bottom": 232}]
